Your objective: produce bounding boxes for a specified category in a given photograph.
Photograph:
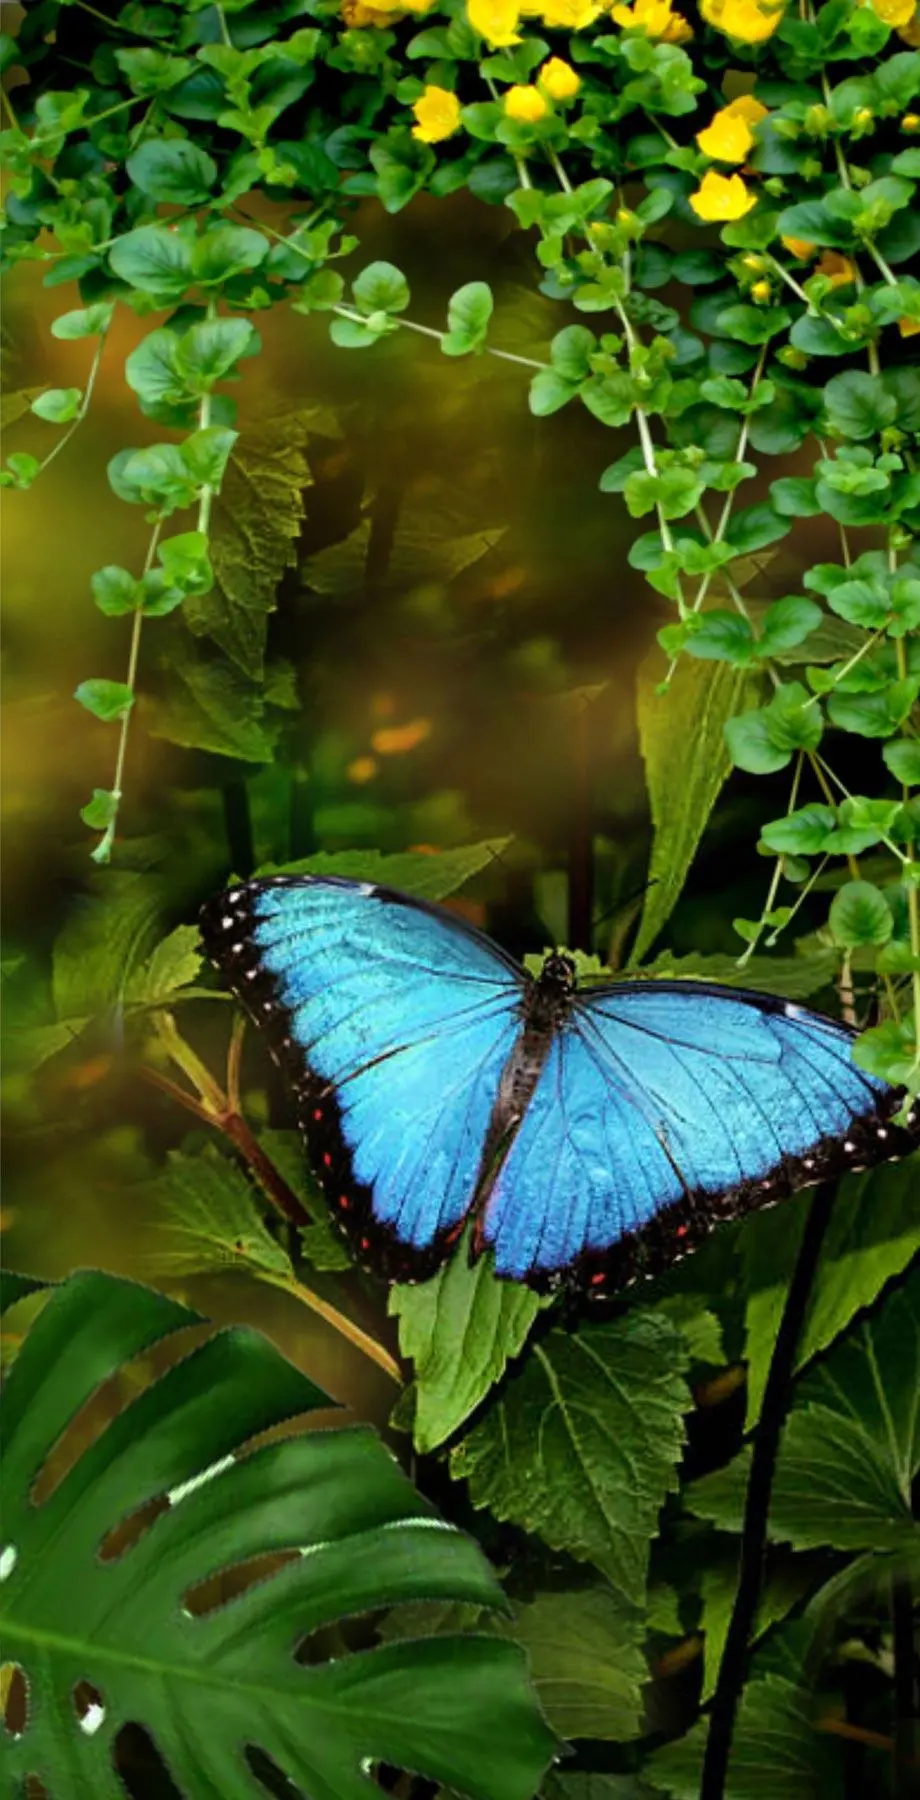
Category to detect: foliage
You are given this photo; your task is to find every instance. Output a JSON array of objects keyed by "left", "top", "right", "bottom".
[
  {"left": 4, "top": 1, "right": 920, "bottom": 1797},
  {"left": 0, "top": 1269, "right": 555, "bottom": 1798}
]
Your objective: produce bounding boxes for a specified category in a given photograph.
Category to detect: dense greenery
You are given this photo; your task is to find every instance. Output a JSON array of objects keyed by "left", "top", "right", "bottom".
[{"left": 2, "top": 0, "right": 919, "bottom": 1795}]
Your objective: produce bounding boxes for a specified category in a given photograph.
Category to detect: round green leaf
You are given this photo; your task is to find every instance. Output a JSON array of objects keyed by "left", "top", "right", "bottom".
[
  {"left": 31, "top": 387, "right": 81, "bottom": 423},
  {"left": 109, "top": 226, "right": 194, "bottom": 301},
  {"left": 74, "top": 679, "right": 135, "bottom": 722},
  {"left": 126, "top": 137, "right": 218, "bottom": 203},
  {"left": 760, "top": 804, "right": 836, "bottom": 855},
  {"left": 883, "top": 738, "right": 920, "bottom": 786},
  {"left": 352, "top": 260, "right": 411, "bottom": 314},
  {"left": 90, "top": 566, "right": 140, "bottom": 616},
  {"left": 0, "top": 1271, "right": 556, "bottom": 1800},
  {"left": 823, "top": 370, "right": 898, "bottom": 441},
  {"left": 829, "top": 880, "right": 893, "bottom": 948}
]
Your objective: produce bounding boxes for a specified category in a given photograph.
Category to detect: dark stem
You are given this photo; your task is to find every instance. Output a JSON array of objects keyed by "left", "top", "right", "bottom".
[
  {"left": 892, "top": 1575, "right": 916, "bottom": 1797},
  {"left": 141, "top": 1067, "right": 310, "bottom": 1230},
  {"left": 221, "top": 778, "right": 254, "bottom": 876},
  {"left": 568, "top": 700, "right": 594, "bottom": 952},
  {"left": 700, "top": 1177, "right": 838, "bottom": 1800}
]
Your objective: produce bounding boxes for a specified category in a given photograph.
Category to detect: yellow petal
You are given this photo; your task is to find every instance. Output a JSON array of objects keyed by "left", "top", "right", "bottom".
[
  {"left": 411, "top": 84, "right": 463, "bottom": 143},
  {"left": 467, "top": 0, "right": 522, "bottom": 42},
  {"left": 781, "top": 234, "right": 816, "bottom": 259},
  {"left": 540, "top": 55, "right": 582, "bottom": 98},
  {"left": 504, "top": 83, "right": 549, "bottom": 120},
  {"left": 898, "top": 315, "right": 920, "bottom": 336},
  {"left": 869, "top": 0, "right": 915, "bottom": 23},
  {"left": 690, "top": 169, "right": 757, "bottom": 221},
  {"left": 696, "top": 108, "right": 755, "bottom": 163}
]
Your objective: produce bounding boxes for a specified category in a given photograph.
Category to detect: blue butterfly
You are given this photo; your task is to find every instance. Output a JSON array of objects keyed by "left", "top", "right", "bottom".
[{"left": 200, "top": 874, "right": 917, "bottom": 1293}]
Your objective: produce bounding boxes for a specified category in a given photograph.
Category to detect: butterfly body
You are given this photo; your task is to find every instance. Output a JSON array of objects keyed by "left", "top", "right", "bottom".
[{"left": 201, "top": 875, "right": 917, "bottom": 1295}]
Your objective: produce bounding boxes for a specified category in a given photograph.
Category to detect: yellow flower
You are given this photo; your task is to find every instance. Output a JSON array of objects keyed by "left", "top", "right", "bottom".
[
  {"left": 540, "top": 56, "right": 582, "bottom": 99},
  {"left": 902, "top": 113, "right": 920, "bottom": 131},
  {"left": 402, "top": 0, "right": 438, "bottom": 9},
  {"left": 504, "top": 83, "right": 549, "bottom": 121},
  {"left": 868, "top": 0, "right": 915, "bottom": 22},
  {"left": 750, "top": 278, "right": 772, "bottom": 301},
  {"left": 696, "top": 95, "right": 768, "bottom": 162},
  {"left": 898, "top": 316, "right": 920, "bottom": 336},
  {"left": 781, "top": 234, "right": 816, "bottom": 259},
  {"left": 898, "top": 11, "right": 920, "bottom": 40},
  {"left": 690, "top": 169, "right": 757, "bottom": 221},
  {"left": 539, "top": 0, "right": 604, "bottom": 23},
  {"left": 412, "top": 84, "right": 463, "bottom": 143},
  {"left": 814, "top": 250, "right": 857, "bottom": 287},
  {"left": 701, "top": 0, "right": 784, "bottom": 42},
  {"left": 612, "top": 0, "right": 692, "bottom": 38},
  {"left": 467, "top": 0, "right": 522, "bottom": 42},
  {"left": 371, "top": 718, "right": 432, "bottom": 754}
]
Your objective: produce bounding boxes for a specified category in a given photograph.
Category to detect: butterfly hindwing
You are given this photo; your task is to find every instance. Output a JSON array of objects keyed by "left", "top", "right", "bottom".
[
  {"left": 479, "top": 981, "right": 914, "bottom": 1291},
  {"left": 200, "top": 876, "right": 524, "bottom": 1279}
]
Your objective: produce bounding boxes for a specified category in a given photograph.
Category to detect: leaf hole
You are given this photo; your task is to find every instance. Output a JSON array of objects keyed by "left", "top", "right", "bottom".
[
  {"left": 115, "top": 1722, "right": 184, "bottom": 1800},
  {"left": 72, "top": 1680, "right": 106, "bottom": 1736},
  {"left": 31, "top": 1321, "right": 213, "bottom": 1506},
  {"left": 97, "top": 1493, "right": 171, "bottom": 1565},
  {"left": 2, "top": 1663, "right": 28, "bottom": 1738},
  {"left": 183, "top": 1548, "right": 302, "bottom": 1618},
  {"left": 0, "top": 1543, "right": 18, "bottom": 1582}
]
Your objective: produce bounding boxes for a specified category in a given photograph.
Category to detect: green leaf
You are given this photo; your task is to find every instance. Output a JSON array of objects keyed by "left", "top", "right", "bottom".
[
  {"left": 884, "top": 738, "right": 920, "bottom": 785},
  {"left": 127, "top": 924, "right": 203, "bottom": 1005},
  {"left": 126, "top": 136, "right": 218, "bottom": 203},
  {"left": 759, "top": 804, "right": 836, "bottom": 855},
  {"left": 823, "top": 368, "right": 898, "bottom": 440},
  {"left": 829, "top": 878, "right": 894, "bottom": 948},
  {"left": 0, "top": 1269, "right": 555, "bottom": 1799},
  {"left": 50, "top": 302, "right": 113, "bottom": 340},
  {"left": 550, "top": 324, "right": 597, "bottom": 383},
  {"left": 31, "top": 387, "right": 81, "bottom": 423},
  {"left": 651, "top": 1670, "right": 844, "bottom": 1800},
  {"left": 827, "top": 679, "right": 920, "bottom": 737},
  {"left": 174, "top": 318, "right": 258, "bottom": 389},
  {"left": 757, "top": 596, "right": 823, "bottom": 657},
  {"left": 390, "top": 1239, "right": 542, "bottom": 1453},
  {"left": 638, "top": 947, "right": 838, "bottom": 1001},
  {"left": 185, "top": 409, "right": 313, "bottom": 679},
  {"left": 740, "top": 1154, "right": 920, "bottom": 1425},
  {"left": 451, "top": 1313, "right": 689, "bottom": 1609},
  {"left": 633, "top": 653, "right": 757, "bottom": 962},
  {"left": 145, "top": 1144, "right": 294, "bottom": 1282},
  {"left": 74, "top": 678, "right": 134, "bottom": 723},
  {"left": 52, "top": 871, "right": 164, "bottom": 1022},
  {"left": 80, "top": 789, "right": 119, "bottom": 831},
  {"left": 529, "top": 369, "right": 581, "bottom": 417},
  {"left": 90, "top": 566, "right": 139, "bottom": 617},
  {"left": 714, "top": 303, "right": 792, "bottom": 346},
  {"left": 151, "top": 645, "right": 277, "bottom": 762},
  {"left": 505, "top": 1585, "right": 646, "bottom": 1741},
  {"left": 690, "top": 1268, "right": 920, "bottom": 1553},
  {"left": 441, "top": 280, "right": 494, "bottom": 355},
  {"left": 258, "top": 839, "right": 512, "bottom": 902},
  {"left": 109, "top": 225, "right": 194, "bottom": 301},
  {"left": 352, "top": 259, "right": 411, "bottom": 314},
  {"left": 824, "top": 575, "right": 890, "bottom": 629}
]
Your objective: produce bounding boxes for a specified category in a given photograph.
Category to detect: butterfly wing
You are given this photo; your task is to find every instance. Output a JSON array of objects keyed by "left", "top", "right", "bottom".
[
  {"left": 478, "top": 980, "right": 915, "bottom": 1291},
  {"left": 201, "top": 876, "right": 524, "bottom": 1279}
]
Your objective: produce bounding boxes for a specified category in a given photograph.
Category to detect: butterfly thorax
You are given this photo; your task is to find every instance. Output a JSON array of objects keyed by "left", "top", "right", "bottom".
[{"left": 472, "top": 953, "right": 577, "bottom": 1203}]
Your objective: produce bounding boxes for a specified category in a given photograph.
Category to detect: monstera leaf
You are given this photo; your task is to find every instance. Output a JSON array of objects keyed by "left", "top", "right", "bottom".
[{"left": 0, "top": 1270, "right": 555, "bottom": 1799}]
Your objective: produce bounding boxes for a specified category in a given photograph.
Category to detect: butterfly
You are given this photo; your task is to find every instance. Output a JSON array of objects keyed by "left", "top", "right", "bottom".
[{"left": 200, "top": 873, "right": 918, "bottom": 1295}]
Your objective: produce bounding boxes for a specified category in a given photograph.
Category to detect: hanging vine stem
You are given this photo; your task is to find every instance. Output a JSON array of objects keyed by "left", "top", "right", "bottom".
[
  {"left": 92, "top": 518, "right": 161, "bottom": 865},
  {"left": 700, "top": 1176, "right": 839, "bottom": 1800},
  {"left": 33, "top": 318, "right": 111, "bottom": 480}
]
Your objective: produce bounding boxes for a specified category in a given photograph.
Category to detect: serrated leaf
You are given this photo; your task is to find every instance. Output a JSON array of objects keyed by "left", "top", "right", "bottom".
[
  {"left": 636, "top": 948, "right": 838, "bottom": 1001},
  {"left": 145, "top": 1145, "right": 294, "bottom": 1281},
  {"left": 689, "top": 1267, "right": 920, "bottom": 1552},
  {"left": 184, "top": 409, "right": 314, "bottom": 678},
  {"left": 740, "top": 1154, "right": 920, "bottom": 1424},
  {"left": 150, "top": 644, "right": 277, "bottom": 762},
  {"left": 126, "top": 925, "right": 203, "bottom": 1006},
  {"left": 256, "top": 839, "right": 511, "bottom": 902},
  {"left": 650, "top": 1671, "right": 844, "bottom": 1799},
  {"left": 0, "top": 1270, "right": 555, "bottom": 1799},
  {"left": 390, "top": 1238, "right": 542, "bottom": 1453},
  {"left": 52, "top": 873, "right": 164, "bottom": 1023},
  {"left": 451, "top": 1314, "right": 690, "bottom": 1608},
  {"left": 633, "top": 651, "right": 759, "bottom": 962},
  {"left": 504, "top": 1586, "right": 646, "bottom": 1741}
]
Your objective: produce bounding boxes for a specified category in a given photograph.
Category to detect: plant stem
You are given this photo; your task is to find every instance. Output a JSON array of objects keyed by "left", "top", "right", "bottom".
[
  {"left": 37, "top": 322, "right": 110, "bottom": 478},
  {"left": 259, "top": 1268, "right": 402, "bottom": 1385},
  {"left": 92, "top": 520, "right": 161, "bottom": 864},
  {"left": 700, "top": 1176, "right": 838, "bottom": 1800}
]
